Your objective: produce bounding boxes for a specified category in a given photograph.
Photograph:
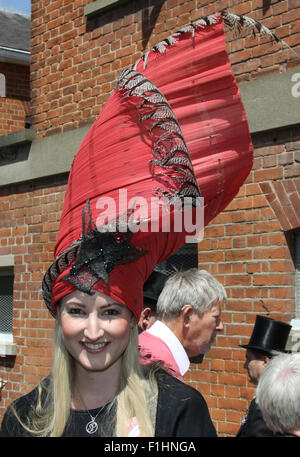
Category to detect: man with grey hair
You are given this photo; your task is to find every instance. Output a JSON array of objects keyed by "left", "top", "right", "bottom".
[
  {"left": 139, "top": 268, "right": 226, "bottom": 381},
  {"left": 256, "top": 352, "right": 300, "bottom": 437}
]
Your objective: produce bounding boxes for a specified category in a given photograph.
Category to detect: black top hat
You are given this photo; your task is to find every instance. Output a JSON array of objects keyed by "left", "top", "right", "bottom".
[
  {"left": 240, "top": 315, "right": 291, "bottom": 356},
  {"left": 143, "top": 270, "right": 169, "bottom": 302}
]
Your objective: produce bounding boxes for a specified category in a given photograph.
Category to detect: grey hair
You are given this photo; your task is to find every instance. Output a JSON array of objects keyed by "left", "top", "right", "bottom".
[
  {"left": 256, "top": 352, "right": 300, "bottom": 434},
  {"left": 156, "top": 268, "right": 226, "bottom": 320}
]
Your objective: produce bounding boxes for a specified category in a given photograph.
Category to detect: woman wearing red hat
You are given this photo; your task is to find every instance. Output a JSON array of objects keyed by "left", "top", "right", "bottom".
[{"left": 0, "top": 12, "right": 255, "bottom": 437}]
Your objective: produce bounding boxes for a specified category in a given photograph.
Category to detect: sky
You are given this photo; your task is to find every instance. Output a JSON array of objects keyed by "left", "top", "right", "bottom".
[{"left": 0, "top": 0, "right": 31, "bottom": 15}]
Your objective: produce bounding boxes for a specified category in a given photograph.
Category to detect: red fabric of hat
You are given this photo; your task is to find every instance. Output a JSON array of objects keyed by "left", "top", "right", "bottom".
[
  {"left": 136, "top": 16, "right": 252, "bottom": 225},
  {"left": 43, "top": 15, "right": 253, "bottom": 320}
]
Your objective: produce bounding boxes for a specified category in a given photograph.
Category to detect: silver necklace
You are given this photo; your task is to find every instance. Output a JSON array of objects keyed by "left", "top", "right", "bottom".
[{"left": 75, "top": 390, "right": 106, "bottom": 435}]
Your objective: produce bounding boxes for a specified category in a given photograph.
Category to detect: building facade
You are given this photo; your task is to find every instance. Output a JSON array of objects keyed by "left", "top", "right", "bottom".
[
  {"left": 0, "top": 0, "right": 300, "bottom": 436},
  {"left": 0, "top": 10, "right": 30, "bottom": 134}
]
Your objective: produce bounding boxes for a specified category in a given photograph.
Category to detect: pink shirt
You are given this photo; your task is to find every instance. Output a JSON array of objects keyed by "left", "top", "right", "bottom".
[{"left": 139, "top": 331, "right": 183, "bottom": 381}]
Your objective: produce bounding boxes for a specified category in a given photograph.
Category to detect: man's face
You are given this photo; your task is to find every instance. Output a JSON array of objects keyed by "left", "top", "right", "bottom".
[
  {"left": 183, "top": 301, "right": 223, "bottom": 357},
  {"left": 244, "top": 349, "right": 269, "bottom": 385}
]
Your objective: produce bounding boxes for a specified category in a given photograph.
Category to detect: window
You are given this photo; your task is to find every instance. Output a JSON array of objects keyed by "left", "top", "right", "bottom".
[
  {"left": 0, "top": 269, "right": 14, "bottom": 334},
  {"left": 0, "top": 73, "right": 5, "bottom": 97},
  {"left": 154, "top": 243, "right": 198, "bottom": 275},
  {"left": 0, "top": 266, "right": 16, "bottom": 356},
  {"left": 294, "top": 232, "right": 300, "bottom": 319},
  {"left": 286, "top": 230, "right": 300, "bottom": 352},
  {"left": 84, "top": 0, "right": 130, "bottom": 17}
]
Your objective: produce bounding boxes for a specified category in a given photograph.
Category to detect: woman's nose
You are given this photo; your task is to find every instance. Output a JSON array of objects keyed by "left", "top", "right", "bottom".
[{"left": 83, "top": 314, "right": 104, "bottom": 340}]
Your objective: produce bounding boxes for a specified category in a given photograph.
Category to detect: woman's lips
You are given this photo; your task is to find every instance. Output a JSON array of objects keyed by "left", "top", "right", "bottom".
[{"left": 80, "top": 341, "right": 110, "bottom": 353}]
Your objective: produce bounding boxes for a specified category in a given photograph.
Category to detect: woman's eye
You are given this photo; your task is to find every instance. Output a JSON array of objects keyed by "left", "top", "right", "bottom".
[
  {"left": 68, "top": 308, "right": 85, "bottom": 316},
  {"left": 104, "top": 309, "right": 120, "bottom": 316}
]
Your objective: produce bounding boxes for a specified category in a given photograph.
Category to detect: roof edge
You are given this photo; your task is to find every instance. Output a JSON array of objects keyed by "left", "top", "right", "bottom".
[{"left": 0, "top": 46, "right": 30, "bottom": 65}]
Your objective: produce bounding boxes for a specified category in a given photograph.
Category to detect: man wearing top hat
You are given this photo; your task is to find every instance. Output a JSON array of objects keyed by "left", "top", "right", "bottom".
[{"left": 237, "top": 315, "right": 292, "bottom": 437}]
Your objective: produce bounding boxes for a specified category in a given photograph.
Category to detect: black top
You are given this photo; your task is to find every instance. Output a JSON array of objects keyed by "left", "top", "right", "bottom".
[
  {"left": 0, "top": 370, "right": 217, "bottom": 438},
  {"left": 236, "top": 397, "right": 274, "bottom": 437}
]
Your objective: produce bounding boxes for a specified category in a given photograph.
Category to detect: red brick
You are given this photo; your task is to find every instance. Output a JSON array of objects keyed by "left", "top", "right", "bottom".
[
  {"left": 282, "top": 7, "right": 300, "bottom": 24},
  {"left": 211, "top": 408, "right": 226, "bottom": 421},
  {"left": 253, "top": 273, "right": 293, "bottom": 286},
  {"left": 1, "top": 1, "right": 300, "bottom": 436},
  {"left": 285, "top": 204, "right": 300, "bottom": 228},
  {"left": 218, "top": 372, "right": 246, "bottom": 387},
  {"left": 253, "top": 246, "right": 286, "bottom": 259},
  {"left": 219, "top": 397, "right": 248, "bottom": 411}
]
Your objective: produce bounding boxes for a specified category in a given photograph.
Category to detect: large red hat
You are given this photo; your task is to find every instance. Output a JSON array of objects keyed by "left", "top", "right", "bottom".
[{"left": 42, "top": 13, "right": 254, "bottom": 320}]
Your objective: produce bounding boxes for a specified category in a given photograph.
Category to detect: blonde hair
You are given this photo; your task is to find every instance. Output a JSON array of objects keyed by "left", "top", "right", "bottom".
[
  {"left": 12, "top": 320, "right": 158, "bottom": 437},
  {"left": 116, "top": 323, "right": 157, "bottom": 436}
]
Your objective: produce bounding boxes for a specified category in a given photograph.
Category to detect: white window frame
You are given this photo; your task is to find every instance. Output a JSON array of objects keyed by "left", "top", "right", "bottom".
[
  {"left": 0, "top": 255, "right": 17, "bottom": 356},
  {"left": 289, "top": 232, "right": 300, "bottom": 352},
  {"left": 294, "top": 232, "right": 300, "bottom": 319},
  {"left": 0, "top": 73, "right": 6, "bottom": 97}
]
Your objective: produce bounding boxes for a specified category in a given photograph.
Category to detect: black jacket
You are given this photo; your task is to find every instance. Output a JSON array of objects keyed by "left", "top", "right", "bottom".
[
  {"left": 236, "top": 397, "right": 274, "bottom": 437},
  {"left": 0, "top": 370, "right": 217, "bottom": 438}
]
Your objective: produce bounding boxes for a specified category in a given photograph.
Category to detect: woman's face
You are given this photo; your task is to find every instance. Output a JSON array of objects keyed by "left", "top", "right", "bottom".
[{"left": 59, "top": 290, "right": 134, "bottom": 374}]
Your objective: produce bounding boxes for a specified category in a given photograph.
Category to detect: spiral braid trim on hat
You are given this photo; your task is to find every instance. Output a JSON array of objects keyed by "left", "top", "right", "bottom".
[
  {"left": 42, "top": 241, "right": 81, "bottom": 316},
  {"left": 133, "top": 10, "right": 296, "bottom": 72},
  {"left": 116, "top": 69, "right": 201, "bottom": 202}
]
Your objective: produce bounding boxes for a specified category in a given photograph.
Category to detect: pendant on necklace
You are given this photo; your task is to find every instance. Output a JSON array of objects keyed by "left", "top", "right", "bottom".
[{"left": 86, "top": 418, "right": 98, "bottom": 434}]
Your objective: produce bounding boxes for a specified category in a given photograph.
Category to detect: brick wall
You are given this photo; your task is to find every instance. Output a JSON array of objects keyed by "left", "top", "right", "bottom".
[
  {"left": 1, "top": 133, "right": 298, "bottom": 434},
  {"left": 185, "top": 129, "right": 297, "bottom": 435},
  {"left": 1, "top": 0, "right": 300, "bottom": 436},
  {"left": 30, "top": 0, "right": 300, "bottom": 138},
  {"left": 0, "top": 63, "right": 30, "bottom": 135},
  {"left": 0, "top": 176, "right": 66, "bottom": 417}
]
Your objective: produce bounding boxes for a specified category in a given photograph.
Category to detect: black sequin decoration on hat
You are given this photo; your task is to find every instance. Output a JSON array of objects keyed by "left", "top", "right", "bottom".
[{"left": 60, "top": 199, "right": 147, "bottom": 294}]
